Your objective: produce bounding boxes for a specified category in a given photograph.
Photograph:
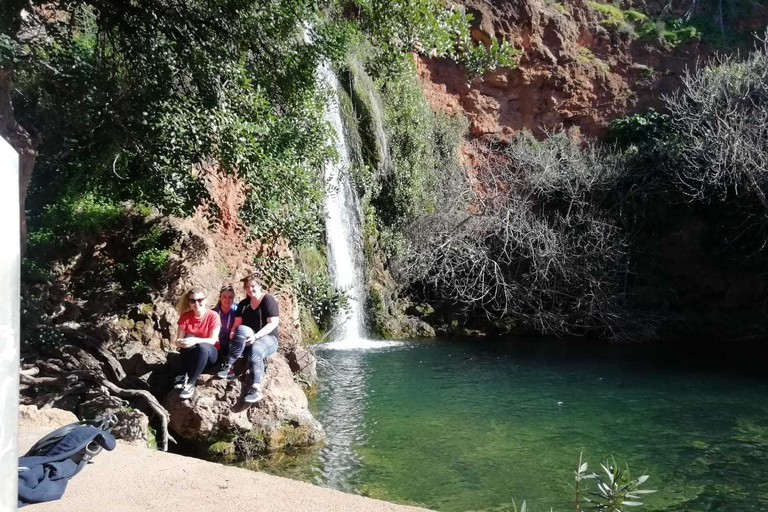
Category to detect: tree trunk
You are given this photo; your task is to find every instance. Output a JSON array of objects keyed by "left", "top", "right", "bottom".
[{"left": 0, "top": 67, "right": 37, "bottom": 254}]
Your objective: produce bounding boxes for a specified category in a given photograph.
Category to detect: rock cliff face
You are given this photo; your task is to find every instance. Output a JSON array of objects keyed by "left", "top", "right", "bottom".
[{"left": 418, "top": 0, "right": 755, "bottom": 145}]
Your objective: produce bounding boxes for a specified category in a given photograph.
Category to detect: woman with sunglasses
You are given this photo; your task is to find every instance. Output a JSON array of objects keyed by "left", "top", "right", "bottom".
[
  {"left": 216, "top": 274, "right": 279, "bottom": 404},
  {"left": 174, "top": 287, "right": 221, "bottom": 399}
]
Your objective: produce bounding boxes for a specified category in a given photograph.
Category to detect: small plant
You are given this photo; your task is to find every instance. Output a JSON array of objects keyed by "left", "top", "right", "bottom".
[
  {"left": 577, "top": 47, "right": 611, "bottom": 74},
  {"left": 575, "top": 455, "right": 656, "bottom": 511},
  {"left": 552, "top": 2, "right": 570, "bottom": 16},
  {"left": 587, "top": 2, "right": 633, "bottom": 32},
  {"left": 637, "top": 18, "right": 699, "bottom": 47},
  {"left": 507, "top": 454, "right": 656, "bottom": 512}
]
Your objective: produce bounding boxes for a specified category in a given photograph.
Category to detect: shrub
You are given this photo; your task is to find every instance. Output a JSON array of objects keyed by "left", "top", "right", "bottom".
[
  {"left": 637, "top": 18, "right": 699, "bottom": 47},
  {"left": 295, "top": 271, "right": 348, "bottom": 333},
  {"left": 664, "top": 36, "right": 768, "bottom": 211},
  {"left": 508, "top": 455, "right": 656, "bottom": 512},
  {"left": 399, "top": 132, "right": 634, "bottom": 338}
]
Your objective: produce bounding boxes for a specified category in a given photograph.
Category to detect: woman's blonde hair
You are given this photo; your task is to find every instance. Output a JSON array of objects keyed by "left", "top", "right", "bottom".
[
  {"left": 176, "top": 287, "right": 206, "bottom": 317},
  {"left": 215, "top": 284, "right": 236, "bottom": 310}
]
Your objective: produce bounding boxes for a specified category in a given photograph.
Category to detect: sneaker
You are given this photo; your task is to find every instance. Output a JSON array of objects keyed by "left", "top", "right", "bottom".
[
  {"left": 216, "top": 364, "right": 236, "bottom": 380},
  {"left": 173, "top": 374, "right": 188, "bottom": 390},
  {"left": 179, "top": 381, "right": 196, "bottom": 400},
  {"left": 244, "top": 386, "right": 263, "bottom": 404}
]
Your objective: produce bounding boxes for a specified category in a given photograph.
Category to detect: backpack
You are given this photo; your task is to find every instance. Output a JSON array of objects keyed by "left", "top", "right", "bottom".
[{"left": 18, "top": 414, "right": 118, "bottom": 507}]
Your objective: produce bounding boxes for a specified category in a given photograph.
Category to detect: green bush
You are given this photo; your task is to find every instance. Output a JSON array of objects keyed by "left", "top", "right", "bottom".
[
  {"left": 294, "top": 246, "right": 348, "bottom": 333},
  {"left": 375, "top": 62, "right": 466, "bottom": 240},
  {"left": 637, "top": 18, "right": 699, "bottom": 47},
  {"left": 608, "top": 109, "right": 675, "bottom": 154},
  {"left": 295, "top": 271, "right": 348, "bottom": 333}
]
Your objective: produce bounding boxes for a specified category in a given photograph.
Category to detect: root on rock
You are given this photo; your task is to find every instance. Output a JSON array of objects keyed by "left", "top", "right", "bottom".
[{"left": 21, "top": 341, "right": 174, "bottom": 451}]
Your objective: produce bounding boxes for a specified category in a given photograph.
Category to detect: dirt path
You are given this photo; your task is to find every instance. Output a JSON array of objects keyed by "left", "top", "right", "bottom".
[{"left": 18, "top": 428, "right": 433, "bottom": 512}]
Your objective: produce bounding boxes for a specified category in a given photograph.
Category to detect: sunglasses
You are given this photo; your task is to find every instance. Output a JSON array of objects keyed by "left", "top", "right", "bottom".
[{"left": 188, "top": 297, "right": 205, "bottom": 304}]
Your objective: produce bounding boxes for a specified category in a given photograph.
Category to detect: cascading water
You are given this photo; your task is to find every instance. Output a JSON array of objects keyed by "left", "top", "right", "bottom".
[
  {"left": 319, "top": 64, "right": 366, "bottom": 346},
  {"left": 312, "top": 60, "right": 403, "bottom": 491},
  {"left": 318, "top": 62, "right": 398, "bottom": 350}
]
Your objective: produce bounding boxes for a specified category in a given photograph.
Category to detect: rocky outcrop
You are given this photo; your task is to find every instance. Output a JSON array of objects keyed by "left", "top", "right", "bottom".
[
  {"left": 163, "top": 354, "right": 324, "bottom": 451},
  {"left": 79, "top": 395, "right": 151, "bottom": 446},
  {"left": 21, "top": 166, "right": 322, "bottom": 455},
  {"left": 417, "top": 0, "right": 747, "bottom": 146},
  {"left": 19, "top": 405, "right": 78, "bottom": 430}
]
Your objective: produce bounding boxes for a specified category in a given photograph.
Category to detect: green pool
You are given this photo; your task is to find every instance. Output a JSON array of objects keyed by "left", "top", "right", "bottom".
[{"left": 259, "top": 339, "right": 768, "bottom": 511}]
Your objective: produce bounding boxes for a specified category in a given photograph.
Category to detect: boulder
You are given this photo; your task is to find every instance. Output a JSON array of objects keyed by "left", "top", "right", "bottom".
[
  {"left": 111, "top": 410, "right": 151, "bottom": 446},
  {"left": 19, "top": 405, "right": 78, "bottom": 430},
  {"left": 164, "top": 353, "right": 324, "bottom": 452},
  {"left": 78, "top": 394, "right": 152, "bottom": 446}
]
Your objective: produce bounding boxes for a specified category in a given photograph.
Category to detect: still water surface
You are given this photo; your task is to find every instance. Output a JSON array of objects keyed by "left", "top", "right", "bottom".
[{"left": 257, "top": 339, "right": 768, "bottom": 512}]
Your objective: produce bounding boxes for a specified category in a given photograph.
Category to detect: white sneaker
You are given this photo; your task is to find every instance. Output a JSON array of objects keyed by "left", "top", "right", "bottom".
[
  {"left": 244, "top": 385, "right": 263, "bottom": 404},
  {"left": 179, "top": 381, "right": 195, "bottom": 400}
]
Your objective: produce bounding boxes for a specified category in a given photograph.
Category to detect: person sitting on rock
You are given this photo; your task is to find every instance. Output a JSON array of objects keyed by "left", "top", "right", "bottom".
[
  {"left": 174, "top": 287, "right": 221, "bottom": 400},
  {"left": 213, "top": 284, "right": 239, "bottom": 361},
  {"left": 216, "top": 274, "right": 279, "bottom": 404}
]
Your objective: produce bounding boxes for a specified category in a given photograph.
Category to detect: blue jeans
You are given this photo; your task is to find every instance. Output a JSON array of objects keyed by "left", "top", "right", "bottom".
[{"left": 221, "top": 325, "right": 278, "bottom": 385}]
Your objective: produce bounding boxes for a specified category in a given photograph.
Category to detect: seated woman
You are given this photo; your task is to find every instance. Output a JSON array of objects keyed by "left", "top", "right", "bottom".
[
  {"left": 213, "top": 284, "right": 238, "bottom": 362},
  {"left": 216, "top": 274, "right": 279, "bottom": 404},
  {"left": 174, "top": 287, "right": 221, "bottom": 400}
]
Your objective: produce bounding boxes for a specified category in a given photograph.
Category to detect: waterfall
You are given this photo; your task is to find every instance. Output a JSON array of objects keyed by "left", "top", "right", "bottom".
[
  {"left": 320, "top": 63, "right": 364, "bottom": 343},
  {"left": 312, "top": 57, "right": 403, "bottom": 492},
  {"left": 318, "top": 62, "right": 399, "bottom": 350}
]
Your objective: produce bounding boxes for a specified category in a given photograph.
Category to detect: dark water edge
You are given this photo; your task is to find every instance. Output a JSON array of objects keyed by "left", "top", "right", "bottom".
[{"left": 196, "top": 336, "right": 768, "bottom": 512}]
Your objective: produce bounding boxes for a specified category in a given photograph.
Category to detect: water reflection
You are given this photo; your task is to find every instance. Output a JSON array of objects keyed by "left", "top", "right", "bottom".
[
  {"left": 314, "top": 341, "right": 405, "bottom": 492},
  {"left": 313, "top": 348, "right": 369, "bottom": 491}
]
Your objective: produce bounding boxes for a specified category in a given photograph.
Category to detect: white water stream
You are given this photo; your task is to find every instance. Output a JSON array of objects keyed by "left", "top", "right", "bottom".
[
  {"left": 318, "top": 62, "right": 399, "bottom": 351},
  {"left": 314, "top": 61, "right": 400, "bottom": 489}
]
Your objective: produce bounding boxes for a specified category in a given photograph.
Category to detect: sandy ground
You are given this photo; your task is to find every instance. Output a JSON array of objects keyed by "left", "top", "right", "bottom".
[{"left": 18, "top": 427, "right": 434, "bottom": 512}]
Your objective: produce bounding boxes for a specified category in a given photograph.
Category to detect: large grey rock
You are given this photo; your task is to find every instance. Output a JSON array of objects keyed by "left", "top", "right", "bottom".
[{"left": 164, "top": 353, "right": 324, "bottom": 451}]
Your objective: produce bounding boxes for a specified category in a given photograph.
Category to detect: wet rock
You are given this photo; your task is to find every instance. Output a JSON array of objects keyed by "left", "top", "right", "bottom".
[{"left": 405, "top": 303, "right": 435, "bottom": 318}]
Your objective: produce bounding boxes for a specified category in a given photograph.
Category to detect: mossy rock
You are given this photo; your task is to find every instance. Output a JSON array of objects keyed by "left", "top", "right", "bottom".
[
  {"left": 299, "top": 305, "right": 321, "bottom": 344},
  {"left": 208, "top": 441, "right": 237, "bottom": 461},
  {"left": 405, "top": 302, "right": 434, "bottom": 318},
  {"left": 268, "top": 423, "right": 314, "bottom": 450}
]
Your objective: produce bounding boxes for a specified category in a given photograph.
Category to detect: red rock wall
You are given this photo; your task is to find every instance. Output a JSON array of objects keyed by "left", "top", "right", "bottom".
[{"left": 417, "top": 0, "right": 735, "bottom": 145}]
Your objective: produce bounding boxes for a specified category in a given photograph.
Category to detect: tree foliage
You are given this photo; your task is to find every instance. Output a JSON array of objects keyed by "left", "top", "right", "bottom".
[{"left": 5, "top": 0, "right": 518, "bottom": 249}]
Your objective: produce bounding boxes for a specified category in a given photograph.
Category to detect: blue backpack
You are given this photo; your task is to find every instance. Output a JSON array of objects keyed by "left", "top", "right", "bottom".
[{"left": 18, "top": 415, "right": 117, "bottom": 507}]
